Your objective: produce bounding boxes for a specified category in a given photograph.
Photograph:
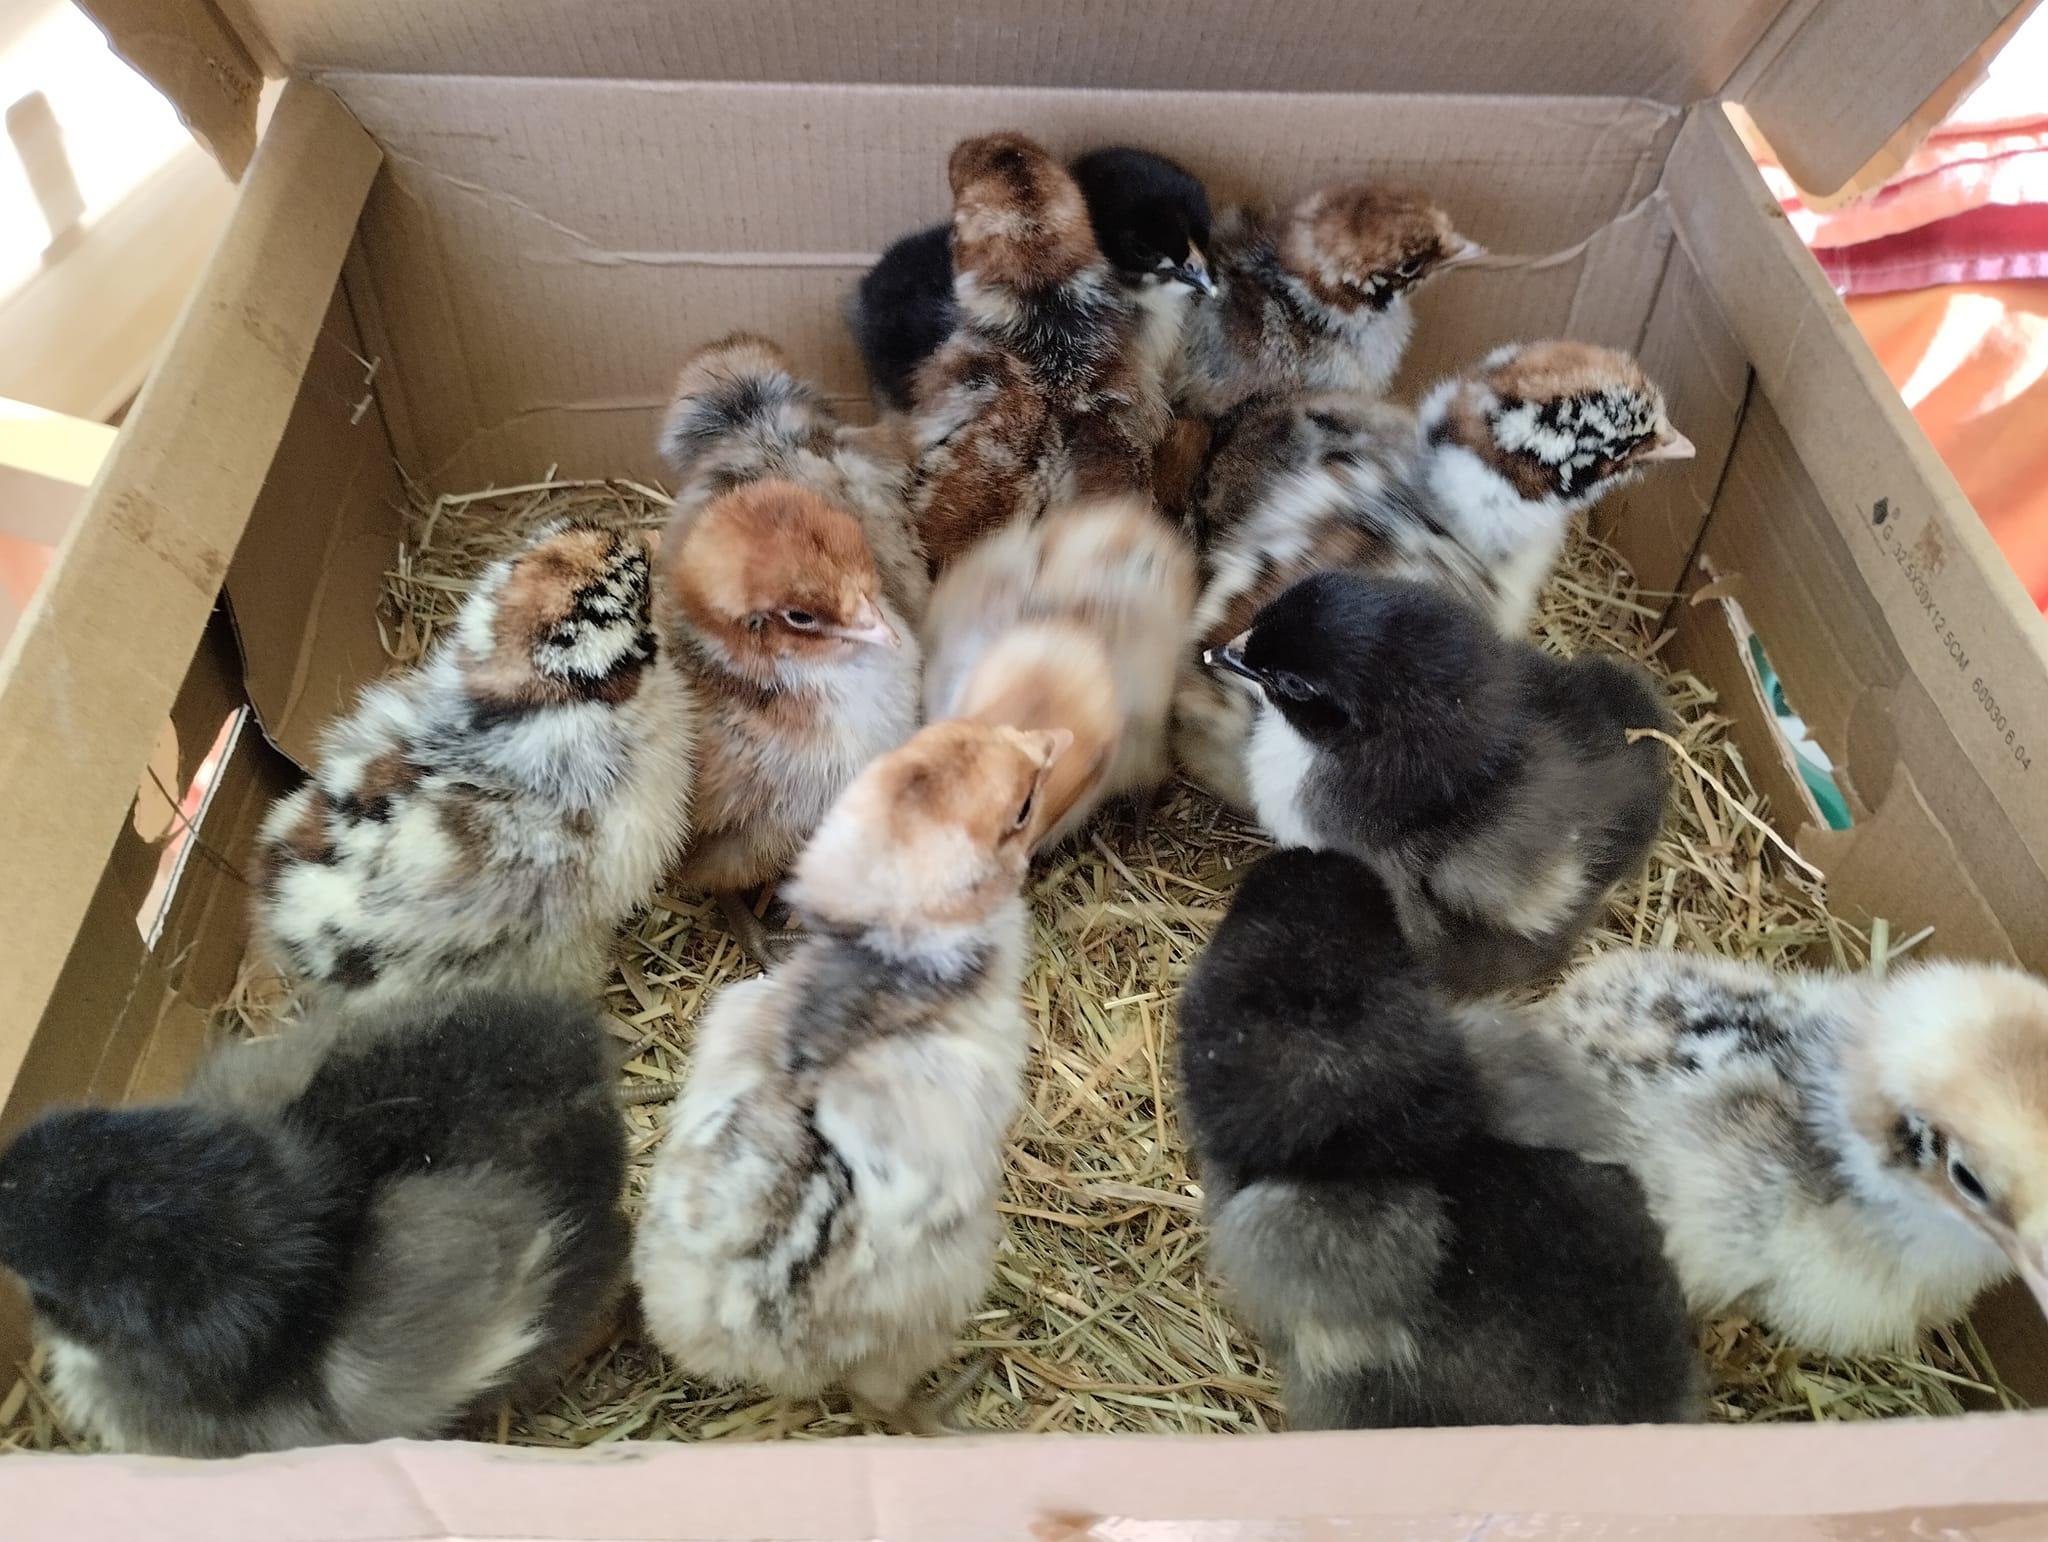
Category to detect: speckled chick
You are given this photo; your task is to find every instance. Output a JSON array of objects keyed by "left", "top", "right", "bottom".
[
  {"left": 848, "top": 145, "right": 1214, "bottom": 412},
  {"left": 1174, "top": 182, "right": 1482, "bottom": 417},
  {"left": 1214, "top": 573, "right": 1670, "bottom": 994},
  {"left": 1177, "top": 849, "right": 1701, "bottom": 1428},
  {"left": 252, "top": 523, "right": 693, "bottom": 1011},
  {"left": 660, "top": 332, "right": 931, "bottom": 625},
  {"left": 908, "top": 133, "right": 1176, "bottom": 571},
  {"left": 922, "top": 495, "right": 1197, "bottom": 846},
  {"left": 634, "top": 720, "right": 1069, "bottom": 1429},
  {"left": 1529, "top": 949, "right": 2048, "bottom": 1354},
  {"left": 659, "top": 477, "right": 923, "bottom": 956},
  {"left": 0, "top": 993, "right": 628, "bottom": 1457},
  {"left": 1412, "top": 340, "right": 1694, "bottom": 629},
  {"left": 1170, "top": 345, "right": 1692, "bottom": 807}
]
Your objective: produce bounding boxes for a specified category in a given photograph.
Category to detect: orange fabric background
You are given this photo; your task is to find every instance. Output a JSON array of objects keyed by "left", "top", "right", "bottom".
[{"left": 1849, "top": 281, "right": 2048, "bottom": 608}]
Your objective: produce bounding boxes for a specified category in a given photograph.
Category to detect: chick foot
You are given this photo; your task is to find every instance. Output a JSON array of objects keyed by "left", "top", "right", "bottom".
[
  {"left": 717, "top": 890, "right": 801, "bottom": 969},
  {"left": 851, "top": 1353, "right": 993, "bottom": 1437}
]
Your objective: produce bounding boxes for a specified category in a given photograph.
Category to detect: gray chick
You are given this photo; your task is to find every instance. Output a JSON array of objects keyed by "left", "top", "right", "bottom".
[
  {"left": 1210, "top": 571, "right": 1670, "bottom": 994},
  {"left": 1177, "top": 848, "right": 1702, "bottom": 1427},
  {"left": 0, "top": 993, "right": 628, "bottom": 1456}
]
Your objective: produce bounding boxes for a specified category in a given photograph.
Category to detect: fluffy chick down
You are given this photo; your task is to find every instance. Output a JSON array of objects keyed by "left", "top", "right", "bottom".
[
  {"left": 1177, "top": 849, "right": 1701, "bottom": 1428},
  {"left": 1530, "top": 949, "right": 2048, "bottom": 1355},
  {"left": 660, "top": 477, "right": 923, "bottom": 899},
  {"left": 660, "top": 331, "right": 931, "bottom": 624},
  {"left": 1175, "top": 183, "right": 1479, "bottom": 417},
  {"left": 909, "top": 133, "right": 1175, "bottom": 571},
  {"left": 923, "top": 495, "right": 1197, "bottom": 846},
  {"left": 1223, "top": 572, "right": 1670, "bottom": 994},
  {"left": 0, "top": 993, "right": 629, "bottom": 1457},
  {"left": 634, "top": 721, "right": 1068, "bottom": 1420},
  {"left": 252, "top": 523, "right": 693, "bottom": 1011}
]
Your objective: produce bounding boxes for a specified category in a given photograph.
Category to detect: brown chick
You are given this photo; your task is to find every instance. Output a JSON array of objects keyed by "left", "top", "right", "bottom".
[
  {"left": 922, "top": 495, "right": 1197, "bottom": 847},
  {"left": 660, "top": 332, "right": 930, "bottom": 625},
  {"left": 659, "top": 478, "right": 923, "bottom": 961},
  {"left": 1176, "top": 182, "right": 1482, "bottom": 417},
  {"left": 908, "top": 133, "right": 1174, "bottom": 571}
]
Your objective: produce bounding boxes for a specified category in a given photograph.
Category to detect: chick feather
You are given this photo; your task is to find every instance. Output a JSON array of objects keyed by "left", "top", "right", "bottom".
[
  {"left": 1225, "top": 572, "right": 1670, "bottom": 994},
  {"left": 1176, "top": 848, "right": 1701, "bottom": 1427},
  {"left": 634, "top": 721, "right": 1066, "bottom": 1422},
  {"left": 922, "top": 495, "right": 1197, "bottom": 845},
  {"left": 0, "top": 993, "right": 628, "bottom": 1456},
  {"left": 1527, "top": 949, "right": 2048, "bottom": 1354},
  {"left": 251, "top": 523, "right": 693, "bottom": 1011},
  {"left": 908, "top": 134, "right": 1175, "bottom": 571}
]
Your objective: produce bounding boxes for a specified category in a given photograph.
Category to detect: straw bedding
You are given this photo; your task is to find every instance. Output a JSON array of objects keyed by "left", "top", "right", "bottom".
[{"left": 0, "top": 474, "right": 2017, "bottom": 1454}]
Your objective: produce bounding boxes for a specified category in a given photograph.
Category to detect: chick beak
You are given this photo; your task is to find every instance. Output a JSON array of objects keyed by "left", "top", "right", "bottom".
[
  {"left": 1640, "top": 427, "right": 1697, "bottom": 462},
  {"left": 831, "top": 602, "right": 900, "bottom": 649},
  {"left": 1168, "top": 248, "right": 1218, "bottom": 299},
  {"left": 1438, "top": 235, "right": 1487, "bottom": 270},
  {"left": 1204, "top": 637, "right": 1264, "bottom": 687}
]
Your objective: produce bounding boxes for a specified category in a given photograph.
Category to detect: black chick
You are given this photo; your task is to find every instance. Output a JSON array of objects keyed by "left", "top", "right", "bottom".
[
  {"left": 1176, "top": 848, "right": 1701, "bottom": 1428},
  {"left": 0, "top": 993, "right": 628, "bottom": 1457},
  {"left": 848, "top": 145, "right": 1214, "bottom": 411},
  {"left": 1210, "top": 571, "right": 1670, "bottom": 994}
]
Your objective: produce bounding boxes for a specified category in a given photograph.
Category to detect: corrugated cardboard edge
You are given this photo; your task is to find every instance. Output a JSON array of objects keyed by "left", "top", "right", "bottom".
[
  {"left": 84, "top": 0, "right": 2023, "bottom": 204},
  {"left": 73, "top": 0, "right": 263, "bottom": 181},
  {"left": 1731, "top": 0, "right": 2029, "bottom": 202},
  {"left": 1664, "top": 105, "right": 2048, "bottom": 898},
  {"left": 0, "top": 81, "right": 376, "bottom": 1113},
  {"left": 11, "top": 1418, "right": 2048, "bottom": 1542}
]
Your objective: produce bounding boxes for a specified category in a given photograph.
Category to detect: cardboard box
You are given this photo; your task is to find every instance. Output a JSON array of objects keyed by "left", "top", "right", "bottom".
[{"left": 8, "top": 0, "right": 2048, "bottom": 1526}]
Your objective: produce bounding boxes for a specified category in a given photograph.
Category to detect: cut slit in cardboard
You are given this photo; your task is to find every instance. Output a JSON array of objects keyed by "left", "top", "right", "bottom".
[{"left": 7, "top": 0, "right": 2048, "bottom": 1519}]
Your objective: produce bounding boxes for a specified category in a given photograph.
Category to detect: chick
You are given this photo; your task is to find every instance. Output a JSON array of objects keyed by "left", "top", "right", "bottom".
[
  {"left": 1171, "top": 346, "right": 1693, "bottom": 808},
  {"left": 1529, "top": 949, "right": 2048, "bottom": 1354},
  {"left": 634, "top": 720, "right": 1069, "bottom": 1429},
  {"left": 1410, "top": 340, "right": 1694, "bottom": 630},
  {"left": 660, "top": 332, "right": 931, "bottom": 625},
  {"left": 659, "top": 477, "right": 923, "bottom": 961},
  {"left": 1175, "top": 182, "right": 1482, "bottom": 417},
  {"left": 0, "top": 993, "right": 628, "bottom": 1457},
  {"left": 252, "top": 523, "right": 693, "bottom": 1011},
  {"left": 1177, "top": 848, "right": 1701, "bottom": 1428},
  {"left": 922, "top": 495, "right": 1197, "bottom": 845},
  {"left": 1210, "top": 572, "right": 1669, "bottom": 994},
  {"left": 908, "top": 133, "right": 1176, "bottom": 570},
  {"left": 848, "top": 145, "right": 1214, "bottom": 413}
]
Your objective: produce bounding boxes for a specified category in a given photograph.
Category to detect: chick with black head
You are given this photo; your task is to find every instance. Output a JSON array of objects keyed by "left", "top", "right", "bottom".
[
  {"left": 848, "top": 144, "right": 1214, "bottom": 411},
  {"left": 0, "top": 993, "right": 628, "bottom": 1456},
  {"left": 1209, "top": 571, "right": 1670, "bottom": 994},
  {"left": 1176, "top": 847, "right": 1701, "bottom": 1428}
]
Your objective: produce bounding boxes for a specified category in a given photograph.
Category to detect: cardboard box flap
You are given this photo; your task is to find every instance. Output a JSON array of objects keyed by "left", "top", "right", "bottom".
[
  {"left": 1731, "top": 0, "right": 2032, "bottom": 200},
  {"left": 75, "top": 0, "right": 262, "bottom": 180},
  {"left": 87, "top": 1, "right": 2018, "bottom": 199}
]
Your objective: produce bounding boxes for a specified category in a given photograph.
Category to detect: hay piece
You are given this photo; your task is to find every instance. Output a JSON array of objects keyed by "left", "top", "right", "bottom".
[{"left": 0, "top": 485, "right": 2012, "bottom": 1453}]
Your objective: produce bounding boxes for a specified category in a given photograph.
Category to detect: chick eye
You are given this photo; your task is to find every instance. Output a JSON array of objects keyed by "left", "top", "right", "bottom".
[
  {"left": 1270, "top": 671, "right": 1318, "bottom": 703},
  {"left": 780, "top": 609, "right": 819, "bottom": 631},
  {"left": 1950, "top": 1159, "right": 1990, "bottom": 1207},
  {"left": 1012, "top": 791, "right": 1035, "bottom": 832},
  {"left": 1397, "top": 258, "right": 1425, "bottom": 279}
]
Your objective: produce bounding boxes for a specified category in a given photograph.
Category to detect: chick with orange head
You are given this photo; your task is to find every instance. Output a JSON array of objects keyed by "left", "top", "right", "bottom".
[
  {"left": 922, "top": 494, "right": 1197, "bottom": 848},
  {"left": 634, "top": 720, "right": 1070, "bottom": 1432},
  {"left": 659, "top": 477, "right": 922, "bottom": 961},
  {"left": 1525, "top": 949, "right": 2048, "bottom": 1355},
  {"left": 1177, "top": 181, "right": 1483, "bottom": 417},
  {"left": 910, "top": 133, "right": 1176, "bottom": 571},
  {"left": 660, "top": 331, "right": 930, "bottom": 625}
]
